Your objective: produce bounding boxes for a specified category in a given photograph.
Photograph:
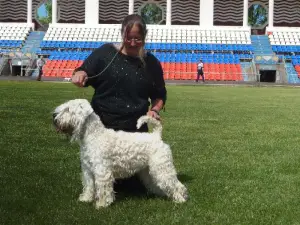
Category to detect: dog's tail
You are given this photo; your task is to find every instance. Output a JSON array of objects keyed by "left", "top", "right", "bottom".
[{"left": 136, "top": 115, "right": 162, "bottom": 136}]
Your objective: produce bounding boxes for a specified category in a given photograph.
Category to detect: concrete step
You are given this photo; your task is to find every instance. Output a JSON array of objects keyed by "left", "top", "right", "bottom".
[
  {"left": 24, "top": 40, "right": 41, "bottom": 44},
  {"left": 254, "top": 50, "right": 273, "bottom": 54},
  {"left": 27, "top": 37, "right": 44, "bottom": 41},
  {"left": 252, "top": 42, "right": 271, "bottom": 44},
  {"left": 253, "top": 47, "right": 273, "bottom": 50},
  {"left": 27, "top": 36, "right": 44, "bottom": 40},
  {"left": 24, "top": 43, "right": 37, "bottom": 47},
  {"left": 29, "top": 31, "right": 45, "bottom": 36},
  {"left": 251, "top": 35, "right": 269, "bottom": 39},
  {"left": 251, "top": 38, "right": 269, "bottom": 41},
  {"left": 253, "top": 45, "right": 272, "bottom": 48},
  {"left": 253, "top": 49, "right": 273, "bottom": 51}
]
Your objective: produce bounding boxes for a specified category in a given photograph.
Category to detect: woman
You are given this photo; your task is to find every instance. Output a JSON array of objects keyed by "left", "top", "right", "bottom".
[{"left": 72, "top": 14, "right": 166, "bottom": 132}]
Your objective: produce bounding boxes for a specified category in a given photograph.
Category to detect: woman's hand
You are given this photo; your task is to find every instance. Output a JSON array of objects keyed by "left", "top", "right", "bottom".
[
  {"left": 147, "top": 109, "right": 161, "bottom": 121},
  {"left": 72, "top": 71, "right": 88, "bottom": 87}
]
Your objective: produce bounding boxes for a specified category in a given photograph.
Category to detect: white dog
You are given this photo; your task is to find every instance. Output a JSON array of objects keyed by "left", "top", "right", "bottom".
[{"left": 53, "top": 99, "right": 188, "bottom": 208}]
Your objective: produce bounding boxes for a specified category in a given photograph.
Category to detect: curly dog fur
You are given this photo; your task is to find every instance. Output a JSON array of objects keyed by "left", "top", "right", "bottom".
[{"left": 53, "top": 99, "right": 188, "bottom": 208}]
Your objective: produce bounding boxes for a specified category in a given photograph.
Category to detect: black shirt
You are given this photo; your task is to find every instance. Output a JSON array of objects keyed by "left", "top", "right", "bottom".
[{"left": 75, "top": 43, "right": 167, "bottom": 130}]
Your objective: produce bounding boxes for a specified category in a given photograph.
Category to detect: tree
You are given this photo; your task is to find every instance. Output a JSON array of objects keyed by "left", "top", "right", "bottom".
[
  {"left": 248, "top": 4, "right": 268, "bottom": 28},
  {"left": 140, "top": 3, "right": 163, "bottom": 24},
  {"left": 37, "top": 0, "right": 52, "bottom": 25}
]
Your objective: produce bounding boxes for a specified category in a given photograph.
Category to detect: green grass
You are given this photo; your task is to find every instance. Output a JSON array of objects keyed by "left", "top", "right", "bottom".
[{"left": 1, "top": 81, "right": 300, "bottom": 225}]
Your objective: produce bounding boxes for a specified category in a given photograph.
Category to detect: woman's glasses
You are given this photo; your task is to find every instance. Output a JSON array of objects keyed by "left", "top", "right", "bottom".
[{"left": 124, "top": 37, "right": 143, "bottom": 44}]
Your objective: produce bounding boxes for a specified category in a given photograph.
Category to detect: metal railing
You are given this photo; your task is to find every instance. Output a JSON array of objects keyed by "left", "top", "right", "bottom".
[{"left": 0, "top": 55, "right": 9, "bottom": 75}]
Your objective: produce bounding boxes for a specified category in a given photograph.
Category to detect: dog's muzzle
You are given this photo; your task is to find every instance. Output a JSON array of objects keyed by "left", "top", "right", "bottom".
[
  {"left": 52, "top": 112, "right": 73, "bottom": 134},
  {"left": 52, "top": 112, "right": 60, "bottom": 132},
  {"left": 52, "top": 112, "right": 58, "bottom": 124}
]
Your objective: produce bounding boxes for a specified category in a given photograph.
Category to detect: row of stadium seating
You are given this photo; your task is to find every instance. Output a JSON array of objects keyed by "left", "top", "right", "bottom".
[
  {"left": 0, "top": 40, "right": 24, "bottom": 48},
  {"left": 39, "top": 41, "right": 254, "bottom": 52},
  {"left": 154, "top": 52, "right": 252, "bottom": 59},
  {"left": 161, "top": 63, "right": 243, "bottom": 81},
  {"left": 269, "top": 31, "right": 300, "bottom": 45},
  {"left": 295, "top": 66, "right": 300, "bottom": 78},
  {"left": 43, "top": 38, "right": 250, "bottom": 44},
  {"left": 155, "top": 53, "right": 244, "bottom": 63},
  {"left": 286, "top": 55, "right": 300, "bottom": 78},
  {"left": 47, "top": 26, "right": 250, "bottom": 37},
  {"left": 44, "top": 56, "right": 246, "bottom": 65},
  {"left": 291, "top": 55, "right": 300, "bottom": 65},
  {"left": 0, "top": 25, "right": 31, "bottom": 41},
  {"left": 37, "top": 49, "right": 253, "bottom": 59},
  {"left": 43, "top": 60, "right": 81, "bottom": 78},
  {"left": 272, "top": 45, "right": 300, "bottom": 53},
  {"left": 293, "top": 56, "right": 300, "bottom": 77},
  {"left": 43, "top": 50, "right": 253, "bottom": 62},
  {"left": 44, "top": 26, "right": 252, "bottom": 44},
  {"left": 42, "top": 59, "right": 243, "bottom": 81}
]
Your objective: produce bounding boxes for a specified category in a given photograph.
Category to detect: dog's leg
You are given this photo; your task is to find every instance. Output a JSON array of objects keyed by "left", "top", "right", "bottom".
[
  {"left": 148, "top": 146, "right": 188, "bottom": 203},
  {"left": 94, "top": 166, "right": 115, "bottom": 209},
  {"left": 78, "top": 162, "right": 95, "bottom": 203},
  {"left": 138, "top": 167, "right": 165, "bottom": 196}
]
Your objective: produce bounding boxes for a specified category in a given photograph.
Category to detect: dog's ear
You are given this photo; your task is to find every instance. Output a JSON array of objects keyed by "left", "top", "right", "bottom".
[
  {"left": 78, "top": 101, "right": 93, "bottom": 118},
  {"left": 71, "top": 101, "right": 94, "bottom": 142},
  {"left": 63, "top": 107, "right": 69, "bottom": 113}
]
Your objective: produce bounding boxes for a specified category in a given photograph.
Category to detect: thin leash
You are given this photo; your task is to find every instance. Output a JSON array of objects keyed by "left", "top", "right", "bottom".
[
  {"left": 79, "top": 43, "right": 124, "bottom": 98},
  {"left": 86, "top": 43, "right": 124, "bottom": 80}
]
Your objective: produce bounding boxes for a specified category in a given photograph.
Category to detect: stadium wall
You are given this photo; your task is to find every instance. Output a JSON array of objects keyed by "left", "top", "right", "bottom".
[{"left": 0, "top": 0, "right": 299, "bottom": 30}]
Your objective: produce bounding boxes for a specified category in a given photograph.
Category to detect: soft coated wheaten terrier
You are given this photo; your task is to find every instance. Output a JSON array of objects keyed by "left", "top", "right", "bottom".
[{"left": 53, "top": 99, "right": 188, "bottom": 208}]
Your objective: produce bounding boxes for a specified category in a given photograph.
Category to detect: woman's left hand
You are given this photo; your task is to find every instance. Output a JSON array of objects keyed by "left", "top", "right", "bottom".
[{"left": 147, "top": 110, "right": 161, "bottom": 121}]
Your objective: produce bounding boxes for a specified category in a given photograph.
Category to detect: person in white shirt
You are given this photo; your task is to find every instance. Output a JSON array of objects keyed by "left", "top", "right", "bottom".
[{"left": 195, "top": 60, "right": 204, "bottom": 83}]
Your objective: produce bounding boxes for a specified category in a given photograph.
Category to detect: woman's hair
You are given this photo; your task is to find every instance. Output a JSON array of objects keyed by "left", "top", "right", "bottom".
[{"left": 120, "top": 14, "right": 147, "bottom": 64}]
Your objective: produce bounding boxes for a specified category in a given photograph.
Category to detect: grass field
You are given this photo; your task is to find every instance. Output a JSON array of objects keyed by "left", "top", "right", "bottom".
[{"left": 1, "top": 81, "right": 300, "bottom": 225}]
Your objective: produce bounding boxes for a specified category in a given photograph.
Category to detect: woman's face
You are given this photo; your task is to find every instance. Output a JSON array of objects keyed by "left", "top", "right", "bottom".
[{"left": 123, "top": 24, "right": 144, "bottom": 56}]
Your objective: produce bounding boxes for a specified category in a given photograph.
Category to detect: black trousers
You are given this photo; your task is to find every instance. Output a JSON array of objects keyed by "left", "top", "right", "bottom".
[
  {"left": 196, "top": 69, "right": 204, "bottom": 82},
  {"left": 37, "top": 69, "right": 43, "bottom": 81}
]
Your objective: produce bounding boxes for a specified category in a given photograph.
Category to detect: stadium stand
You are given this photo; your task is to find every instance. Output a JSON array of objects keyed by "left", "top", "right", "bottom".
[
  {"left": 268, "top": 30, "right": 300, "bottom": 82},
  {"left": 38, "top": 24, "right": 253, "bottom": 81},
  {"left": 0, "top": 23, "right": 34, "bottom": 76},
  {"left": 1, "top": 0, "right": 299, "bottom": 84},
  {"left": 0, "top": 23, "right": 31, "bottom": 52}
]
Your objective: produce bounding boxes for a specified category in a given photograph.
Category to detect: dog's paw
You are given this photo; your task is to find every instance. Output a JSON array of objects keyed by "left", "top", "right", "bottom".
[
  {"left": 95, "top": 198, "right": 113, "bottom": 209},
  {"left": 173, "top": 192, "right": 188, "bottom": 203},
  {"left": 78, "top": 193, "right": 94, "bottom": 202},
  {"left": 95, "top": 194, "right": 115, "bottom": 209},
  {"left": 172, "top": 187, "right": 188, "bottom": 203}
]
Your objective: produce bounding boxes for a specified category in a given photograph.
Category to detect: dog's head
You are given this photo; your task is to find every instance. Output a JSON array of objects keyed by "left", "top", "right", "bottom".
[{"left": 53, "top": 99, "right": 94, "bottom": 141}]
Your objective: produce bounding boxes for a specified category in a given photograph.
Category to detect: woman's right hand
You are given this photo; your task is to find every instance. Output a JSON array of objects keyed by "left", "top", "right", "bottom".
[{"left": 72, "top": 71, "right": 88, "bottom": 87}]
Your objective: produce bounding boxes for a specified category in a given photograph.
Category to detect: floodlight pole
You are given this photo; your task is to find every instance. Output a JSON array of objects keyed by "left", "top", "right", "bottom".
[
  {"left": 268, "top": 0, "right": 274, "bottom": 28},
  {"left": 166, "top": 0, "right": 171, "bottom": 26},
  {"left": 243, "top": 0, "right": 248, "bottom": 27},
  {"left": 52, "top": 0, "right": 57, "bottom": 24},
  {"left": 129, "top": 0, "right": 134, "bottom": 14},
  {"left": 27, "top": 0, "right": 32, "bottom": 24}
]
